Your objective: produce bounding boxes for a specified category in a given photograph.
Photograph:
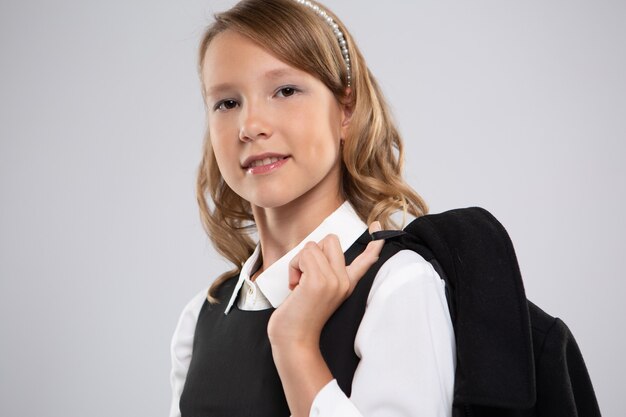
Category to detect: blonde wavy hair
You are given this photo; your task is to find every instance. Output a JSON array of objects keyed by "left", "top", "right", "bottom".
[{"left": 196, "top": 0, "right": 428, "bottom": 302}]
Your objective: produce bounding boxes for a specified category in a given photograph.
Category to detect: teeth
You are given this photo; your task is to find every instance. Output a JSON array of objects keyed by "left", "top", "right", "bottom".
[{"left": 249, "top": 156, "right": 282, "bottom": 168}]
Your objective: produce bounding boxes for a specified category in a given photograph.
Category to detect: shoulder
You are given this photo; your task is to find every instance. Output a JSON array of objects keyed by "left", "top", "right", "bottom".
[
  {"left": 354, "top": 248, "right": 456, "bottom": 385},
  {"left": 180, "top": 287, "right": 210, "bottom": 321},
  {"left": 367, "top": 249, "right": 444, "bottom": 305},
  {"left": 170, "top": 287, "right": 209, "bottom": 352}
]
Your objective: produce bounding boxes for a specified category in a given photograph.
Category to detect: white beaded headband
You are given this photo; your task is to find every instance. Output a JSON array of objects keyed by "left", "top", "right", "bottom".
[{"left": 294, "top": 0, "right": 351, "bottom": 87}]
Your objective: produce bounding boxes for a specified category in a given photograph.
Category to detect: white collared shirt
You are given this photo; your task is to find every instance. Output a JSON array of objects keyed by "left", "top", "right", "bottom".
[{"left": 170, "top": 202, "right": 456, "bottom": 417}]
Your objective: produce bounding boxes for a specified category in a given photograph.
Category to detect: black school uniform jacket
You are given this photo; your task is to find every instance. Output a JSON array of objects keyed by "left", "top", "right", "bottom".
[{"left": 397, "top": 207, "right": 601, "bottom": 416}]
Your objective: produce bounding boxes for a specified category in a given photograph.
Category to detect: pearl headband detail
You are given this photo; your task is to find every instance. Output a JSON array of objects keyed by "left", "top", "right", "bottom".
[{"left": 294, "top": 0, "right": 351, "bottom": 87}]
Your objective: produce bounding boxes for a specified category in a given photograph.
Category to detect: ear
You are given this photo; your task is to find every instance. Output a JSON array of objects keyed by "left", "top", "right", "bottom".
[{"left": 340, "top": 87, "right": 354, "bottom": 139}]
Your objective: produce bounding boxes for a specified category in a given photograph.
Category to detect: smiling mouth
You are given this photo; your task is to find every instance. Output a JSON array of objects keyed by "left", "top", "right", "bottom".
[
  {"left": 243, "top": 155, "right": 290, "bottom": 175},
  {"left": 244, "top": 155, "right": 289, "bottom": 169}
]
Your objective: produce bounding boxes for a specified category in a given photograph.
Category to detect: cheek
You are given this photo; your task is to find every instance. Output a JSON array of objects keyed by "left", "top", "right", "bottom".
[
  {"left": 309, "top": 118, "right": 341, "bottom": 159},
  {"left": 294, "top": 107, "right": 340, "bottom": 152},
  {"left": 308, "top": 139, "right": 337, "bottom": 161},
  {"left": 209, "top": 128, "right": 239, "bottom": 179}
]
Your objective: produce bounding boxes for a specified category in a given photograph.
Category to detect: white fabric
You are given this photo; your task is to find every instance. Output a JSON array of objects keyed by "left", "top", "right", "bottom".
[
  {"left": 169, "top": 201, "right": 456, "bottom": 417},
  {"left": 238, "top": 269, "right": 272, "bottom": 310},
  {"left": 224, "top": 202, "right": 367, "bottom": 314}
]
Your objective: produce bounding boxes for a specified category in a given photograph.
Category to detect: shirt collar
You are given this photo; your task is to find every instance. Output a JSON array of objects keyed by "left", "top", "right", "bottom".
[{"left": 224, "top": 201, "right": 367, "bottom": 314}]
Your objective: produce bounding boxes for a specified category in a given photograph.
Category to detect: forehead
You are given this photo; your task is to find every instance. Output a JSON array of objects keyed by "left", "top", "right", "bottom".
[{"left": 202, "top": 30, "right": 308, "bottom": 94}]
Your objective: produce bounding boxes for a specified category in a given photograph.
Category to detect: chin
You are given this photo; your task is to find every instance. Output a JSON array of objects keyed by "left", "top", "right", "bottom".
[
  {"left": 248, "top": 194, "right": 296, "bottom": 210},
  {"left": 245, "top": 185, "right": 310, "bottom": 210}
]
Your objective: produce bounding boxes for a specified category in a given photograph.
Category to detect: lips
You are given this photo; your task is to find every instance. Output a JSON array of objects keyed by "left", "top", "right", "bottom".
[
  {"left": 248, "top": 156, "right": 285, "bottom": 168},
  {"left": 241, "top": 152, "right": 290, "bottom": 175},
  {"left": 241, "top": 153, "right": 290, "bottom": 169}
]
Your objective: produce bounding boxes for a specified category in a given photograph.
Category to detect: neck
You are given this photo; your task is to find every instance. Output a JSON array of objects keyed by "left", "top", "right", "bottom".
[{"left": 252, "top": 192, "right": 344, "bottom": 274}]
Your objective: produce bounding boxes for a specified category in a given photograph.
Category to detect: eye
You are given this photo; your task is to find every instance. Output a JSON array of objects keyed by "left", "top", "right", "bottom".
[
  {"left": 276, "top": 86, "right": 299, "bottom": 98},
  {"left": 214, "top": 99, "right": 238, "bottom": 112}
]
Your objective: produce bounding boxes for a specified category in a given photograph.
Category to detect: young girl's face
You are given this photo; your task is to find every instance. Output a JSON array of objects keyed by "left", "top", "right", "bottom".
[{"left": 201, "top": 30, "right": 350, "bottom": 211}]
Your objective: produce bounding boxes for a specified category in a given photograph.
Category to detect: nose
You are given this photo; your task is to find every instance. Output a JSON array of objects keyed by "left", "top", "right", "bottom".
[{"left": 238, "top": 102, "right": 273, "bottom": 143}]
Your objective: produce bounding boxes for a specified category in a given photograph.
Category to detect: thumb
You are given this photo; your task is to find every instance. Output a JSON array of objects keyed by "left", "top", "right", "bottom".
[
  {"left": 288, "top": 251, "right": 303, "bottom": 291},
  {"left": 346, "top": 221, "right": 384, "bottom": 285}
]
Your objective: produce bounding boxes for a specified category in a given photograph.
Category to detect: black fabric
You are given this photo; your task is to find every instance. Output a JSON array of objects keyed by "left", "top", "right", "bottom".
[
  {"left": 392, "top": 207, "right": 601, "bottom": 417},
  {"left": 179, "top": 278, "right": 286, "bottom": 417},
  {"left": 180, "top": 206, "right": 601, "bottom": 417},
  {"left": 528, "top": 302, "right": 602, "bottom": 417},
  {"left": 451, "top": 303, "right": 602, "bottom": 417},
  {"left": 399, "top": 207, "right": 535, "bottom": 408},
  {"left": 179, "top": 229, "right": 408, "bottom": 417}
]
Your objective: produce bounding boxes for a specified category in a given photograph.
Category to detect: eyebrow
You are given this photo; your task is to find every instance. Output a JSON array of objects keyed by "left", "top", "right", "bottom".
[
  {"left": 204, "top": 67, "right": 301, "bottom": 97},
  {"left": 264, "top": 67, "right": 300, "bottom": 79}
]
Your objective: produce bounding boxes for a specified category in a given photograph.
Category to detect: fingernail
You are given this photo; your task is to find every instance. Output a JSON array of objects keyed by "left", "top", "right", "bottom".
[{"left": 369, "top": 221, "right": 382, "bottom": 233}]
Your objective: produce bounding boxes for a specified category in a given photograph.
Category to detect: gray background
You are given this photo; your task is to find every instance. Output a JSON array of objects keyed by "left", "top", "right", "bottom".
[{"left": 1, "top": 0, "right": 624, "bottom": 416}]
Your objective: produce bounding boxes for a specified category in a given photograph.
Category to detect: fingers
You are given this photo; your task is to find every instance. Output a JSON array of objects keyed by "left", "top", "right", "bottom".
[
  {"left": 318, "top": 234, "right": 351, "bottom": 296},
  {"left": 288, "top": 252, "right": 302, "bottom": 291},
  {"left": 288, "top": 221, "right": 385, "bottom": 296},
  {"left": 288, "top": 241, "right": 338, "bottom": 292},
  {"left": 318, "top": 234, "right": 347, "bottom": 277},
  {"left": 346, "top": 221, "right": 384, "bottom": 286}
]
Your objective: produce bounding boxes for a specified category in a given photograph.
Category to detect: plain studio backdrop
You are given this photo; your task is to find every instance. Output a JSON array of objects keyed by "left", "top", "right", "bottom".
[{"left": 1, "top": 0, "right": 624, "bottom": 416}]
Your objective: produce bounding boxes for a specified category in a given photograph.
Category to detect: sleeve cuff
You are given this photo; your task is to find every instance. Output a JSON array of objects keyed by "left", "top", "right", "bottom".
[{"left": 309, "top": 379, "right": 362, "bottom": 417}]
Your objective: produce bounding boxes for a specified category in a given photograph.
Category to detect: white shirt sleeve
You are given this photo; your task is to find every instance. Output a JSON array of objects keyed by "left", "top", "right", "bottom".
[
  {"left": 309, "top": 250, "right": 456, "bottom": 417},
  {"left": 169, "top": 288, "right": 209, "bottom": 417}
]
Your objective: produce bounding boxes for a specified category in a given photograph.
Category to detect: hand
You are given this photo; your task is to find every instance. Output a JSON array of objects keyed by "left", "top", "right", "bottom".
[
  {"left": 267, "top": 222, "right": 384, "bottom": 417},
  {"left": 267, "top": 221, "right": 384, "bottom": 349}
]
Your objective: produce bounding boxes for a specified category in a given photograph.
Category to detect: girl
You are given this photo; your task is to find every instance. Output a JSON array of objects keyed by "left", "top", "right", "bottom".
[{"left": 170, "top": 0, "right": 455, "bottom": 416}]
